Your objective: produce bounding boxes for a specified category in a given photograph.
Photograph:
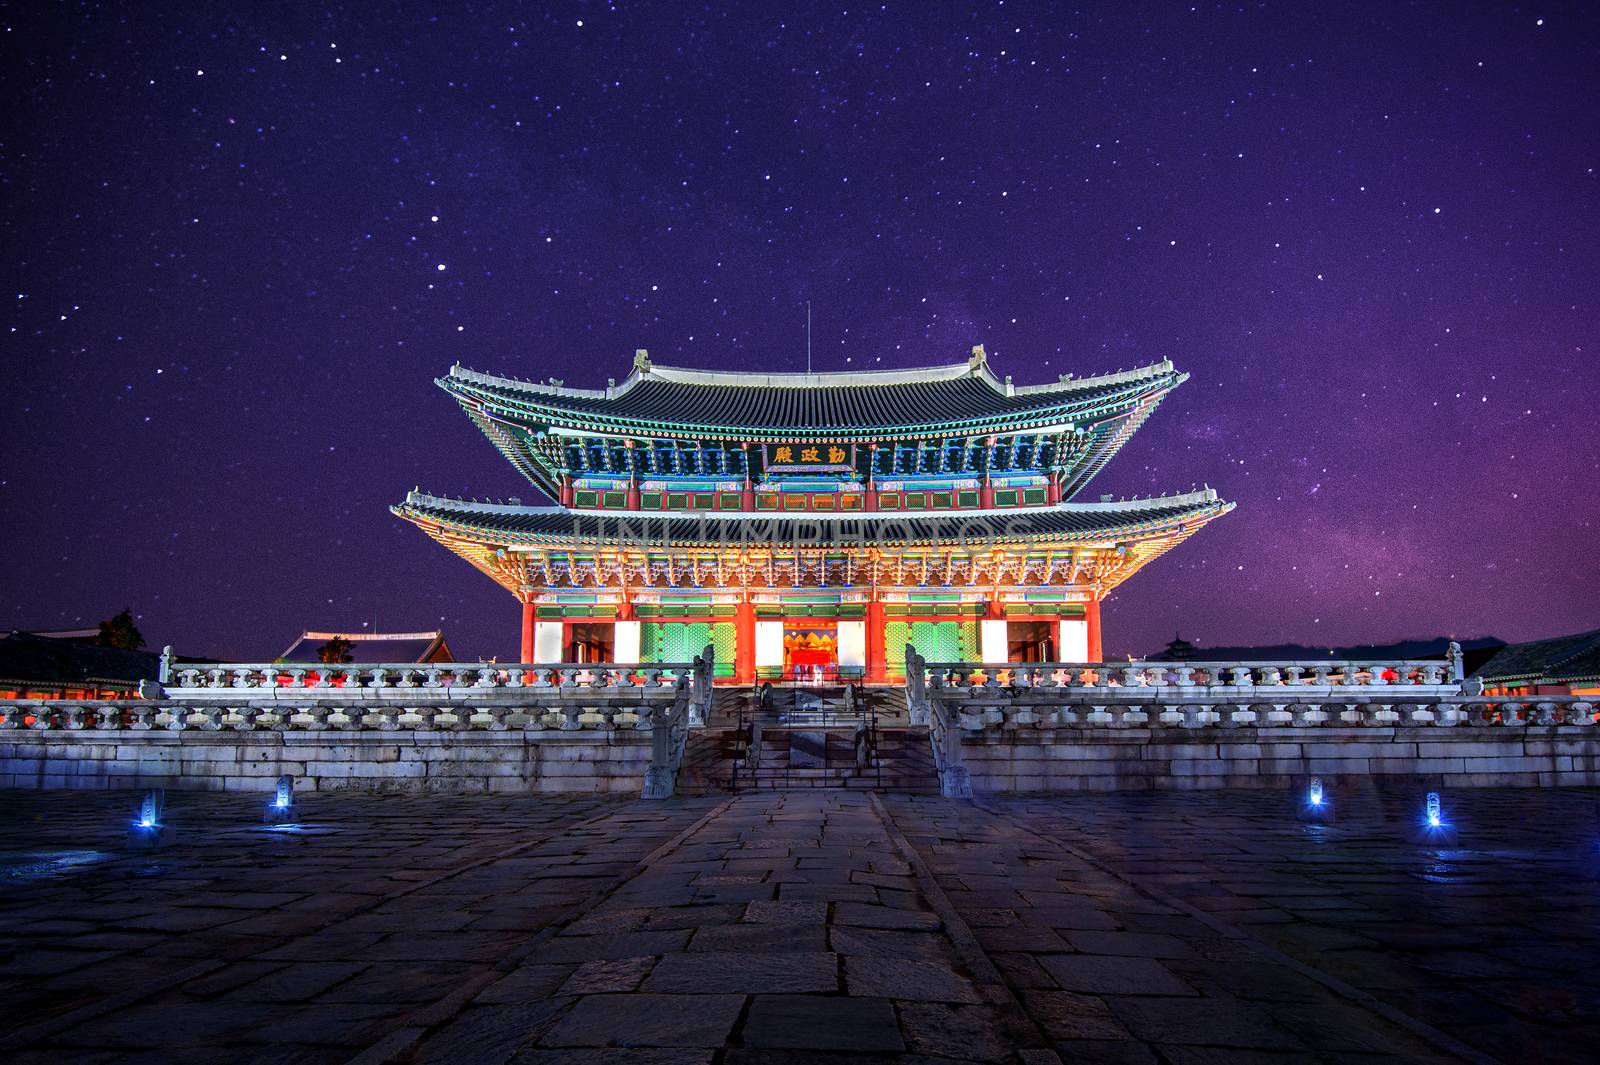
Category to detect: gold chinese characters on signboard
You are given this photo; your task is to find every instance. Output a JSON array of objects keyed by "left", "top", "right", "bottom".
[{"left": 765, "top": 443, "right": 852, "bottom": 467}]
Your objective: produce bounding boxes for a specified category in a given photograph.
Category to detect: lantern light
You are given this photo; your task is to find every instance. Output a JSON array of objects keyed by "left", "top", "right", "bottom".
[
  {"left": 1308, "top": 778, "right": 1324, "bottom": 807},
  {"left": 1425, "top": 791, "right": 1442, "bottom": 828}
]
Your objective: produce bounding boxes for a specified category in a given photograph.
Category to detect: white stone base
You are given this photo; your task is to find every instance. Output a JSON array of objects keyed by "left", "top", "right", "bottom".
[{"left": 0, "top": 730, "right": 653, "bottom": 794}]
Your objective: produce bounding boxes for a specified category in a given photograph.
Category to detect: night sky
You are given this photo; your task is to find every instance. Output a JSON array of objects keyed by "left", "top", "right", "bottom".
[{"left": 5, "top": 3, "right": 1596, "bottom": 662}]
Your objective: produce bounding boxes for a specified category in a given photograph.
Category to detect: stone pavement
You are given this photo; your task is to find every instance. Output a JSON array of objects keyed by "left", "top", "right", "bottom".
[
  {"left": 974, "top": 788, "right": 1600, "bottom": 1065},
  {"left": 0, "top": 786, "right": 1594, "bottom": 1063}
]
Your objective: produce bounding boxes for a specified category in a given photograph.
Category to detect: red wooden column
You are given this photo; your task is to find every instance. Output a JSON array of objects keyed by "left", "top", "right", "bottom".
[
  {"left": 519, "top": 600, "right": 536, "bottom": 663},
  {"left": 866, "top": 597, "right": 887, "bottom": 683},
  {"left": 734, "top": 598, "right": 755, "bottom": 683},
  {"left": 741, "top": 442, "right": 756, "bottom": 510},
  {"left": 1085, "top": 597, "right": 1103, "bottom": 662}
]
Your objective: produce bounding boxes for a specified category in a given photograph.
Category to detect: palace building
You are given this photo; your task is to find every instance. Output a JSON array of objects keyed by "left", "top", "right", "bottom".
[{"left": 393, "top": 346, "right": 1231, "bottom": 682}]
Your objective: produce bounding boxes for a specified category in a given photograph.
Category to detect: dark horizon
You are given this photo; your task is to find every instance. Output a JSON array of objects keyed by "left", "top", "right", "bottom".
[{"left": 5, "top": 3, "right": 1597, "bottom": 662}]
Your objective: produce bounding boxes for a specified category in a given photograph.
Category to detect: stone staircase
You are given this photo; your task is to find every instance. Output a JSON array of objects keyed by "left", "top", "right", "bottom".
[
  {"left": 674, "top": 684, "right": 937, "bottom": 794},
  {"left": 677, "top": 728, "right": 743, "bottom": 793}
]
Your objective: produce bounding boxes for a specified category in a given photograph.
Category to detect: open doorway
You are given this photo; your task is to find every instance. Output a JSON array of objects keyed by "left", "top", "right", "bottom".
[
  {"left": 1008, "top": 620, "right": 1055, "bottom": 662},
  {"left": 565, "top": 622, "right": 615, "bottom": 664},
  {"left": 783, "top": 621, "right": 837, "bottom": 682}
]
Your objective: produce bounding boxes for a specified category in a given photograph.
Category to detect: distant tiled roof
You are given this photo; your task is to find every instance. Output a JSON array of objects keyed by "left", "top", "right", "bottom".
[
  {"left": 393, "top": 489, "right": 1231, "bottom": 548},
  {"left": 1472, "top": 628, "right": 1600, "bottom": 685},
  {"left": 0, "top": 630, "right": 159, "bottom": 689},
  {"left": 278, "top": 631, "right": 453, "bottom": 664},
  {"left": 441, "top": 356, "right": 1183, "bottom": 438}
]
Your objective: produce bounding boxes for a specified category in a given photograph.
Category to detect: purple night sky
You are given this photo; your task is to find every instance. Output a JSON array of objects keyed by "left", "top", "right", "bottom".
[{"left": 4, "top": 4, "right": 1596, "bottom": 662}]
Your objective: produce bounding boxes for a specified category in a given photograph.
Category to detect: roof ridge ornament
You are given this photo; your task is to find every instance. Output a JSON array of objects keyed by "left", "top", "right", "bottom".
[
  {"left": 634, "top": 348, "right": 652, "bottom": 373},
  {"left": 968, "top": 344, "right": 987, "bottom": 371}
]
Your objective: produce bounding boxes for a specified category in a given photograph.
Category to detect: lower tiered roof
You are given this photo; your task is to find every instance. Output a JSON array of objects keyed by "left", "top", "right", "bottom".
[{"left": 393, "top": 489, "right": 1230, "bottom": 550}]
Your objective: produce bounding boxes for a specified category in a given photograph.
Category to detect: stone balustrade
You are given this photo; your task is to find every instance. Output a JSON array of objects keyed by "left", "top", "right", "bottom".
[
  {"left": 164, "top": 662, "right": 694, "bottom": 698},
  {"left": 4, "top": 649, "right": 714, "bottom": 799},
  {"left": 906, "top": 650, "right": 1590, "bottom": 730},
  {"left": 902, "top": 647, "right": 1597, "bottom": 796},
  {"left": 922, "top": 693, "right": 1596, "bottom": 731},
  {"left": 917, "top": 658, "right": 1463, "bottom": 692},
  {"left": 0, "top": 697, "right": 684, "bottom": 733}
]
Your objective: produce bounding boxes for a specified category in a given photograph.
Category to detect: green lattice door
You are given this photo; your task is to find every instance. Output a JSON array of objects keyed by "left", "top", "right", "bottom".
[
  {"left": 884, "top": 620, "right": 978, "bottom": 678},
  {"left": 640, "top": 621, "right": 735, "bottom": 678}
]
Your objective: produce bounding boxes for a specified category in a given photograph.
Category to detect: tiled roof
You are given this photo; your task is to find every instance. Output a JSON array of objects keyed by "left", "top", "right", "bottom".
[
  {"left": 442, "top": 358, "right": 1181, "bottom": 436},
  {"left": 393, "top": 490, "right": 1230, "bottom": 548},
  {"left": 1471, "top": 628, "right": 1600, "bottom": 684},
  {"left": 0, "top": 630, "right": 160, "bottom": 688},
  {"left": 278, "top": 631, "right": 453, "bottom": 664}
]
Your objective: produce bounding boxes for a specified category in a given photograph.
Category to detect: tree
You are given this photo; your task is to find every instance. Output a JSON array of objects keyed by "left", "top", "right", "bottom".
[
  {"left": 316, "top": 636, "right": 355, "bottom": 664},
  {"left": 96, "top": 608, "right": 145, "bottom": 650}
]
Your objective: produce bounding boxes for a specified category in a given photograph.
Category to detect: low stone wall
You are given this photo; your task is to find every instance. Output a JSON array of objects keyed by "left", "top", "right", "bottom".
[
  {"left": 960, "top": 727, "right": 1600, "bottom": 792},
  {"left": 0, "top": 730, "right": 653, "bottom": 794}
]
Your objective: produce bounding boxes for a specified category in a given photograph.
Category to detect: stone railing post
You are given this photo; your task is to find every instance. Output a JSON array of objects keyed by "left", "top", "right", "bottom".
[
  {"left": 641, "top": 684, "right": 690, "bottom": 799},
  {"left": 904, "top": 645, "right": 929, "bottom": 725},
  {"left": 930, "top": 692, "right": 972, "bottom": 798}
]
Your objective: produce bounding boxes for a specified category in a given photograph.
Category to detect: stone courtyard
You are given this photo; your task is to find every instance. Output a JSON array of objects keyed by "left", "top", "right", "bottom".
[{"left": 1, "top": 786, "right": 1595, "bottom": 1064}]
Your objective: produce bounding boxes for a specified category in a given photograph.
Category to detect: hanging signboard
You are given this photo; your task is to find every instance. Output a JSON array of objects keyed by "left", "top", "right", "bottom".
[{"left": 764, "top": 442, "right": 854, "bottom": 470}]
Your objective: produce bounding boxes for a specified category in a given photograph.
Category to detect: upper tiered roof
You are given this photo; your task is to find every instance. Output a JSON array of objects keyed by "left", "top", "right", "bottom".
[{"left": 441, "top": 347, "right": 1183, "bottom": 441}]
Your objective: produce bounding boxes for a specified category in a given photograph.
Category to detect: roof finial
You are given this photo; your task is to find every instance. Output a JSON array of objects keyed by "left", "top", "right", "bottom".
[
  {"left": 634, "top": 349, "right": 651, "bottom": 373},
  {"left": 969, "top": 344, "right": 987, "bottom": 370}
]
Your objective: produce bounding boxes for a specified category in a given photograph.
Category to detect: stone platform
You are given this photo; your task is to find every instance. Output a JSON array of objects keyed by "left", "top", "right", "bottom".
[{"left": 1, "top": 786, "right": 1595, "bottom": 1063}]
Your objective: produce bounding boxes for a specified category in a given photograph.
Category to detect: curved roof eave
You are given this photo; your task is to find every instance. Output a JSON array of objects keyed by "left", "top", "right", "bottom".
[
  {"left": 391, "top": 488, "right": 1233, "bottom": 550},
  {"left": 439, "top": 368, "right": 1184, "bottom": 441}
]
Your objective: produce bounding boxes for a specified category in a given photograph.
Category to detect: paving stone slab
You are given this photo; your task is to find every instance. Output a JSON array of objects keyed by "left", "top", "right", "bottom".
[
  {"left": 643, "top": 950, "right": 839, "bottom": 993},
  {"left": 542, "top": 993, "right": 745, "bottom": 1047},
  {"left": 844, "top": 956, "right": 982, "bottom": 1003},
  {"left": 740, "top": 993, "right": 905, "bottom": 1052},
  {"left": 1036, "top": 953, "right": 1197, "bottom": 997}
]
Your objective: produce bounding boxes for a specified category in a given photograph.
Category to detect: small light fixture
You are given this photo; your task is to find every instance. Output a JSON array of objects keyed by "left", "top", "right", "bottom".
[
  {"left": 126, "top": 789, "right": 174, "bottom": 850},
  {"left": 1298, "top": 776, "right": 1332, "bottom": 822},
  {"left": 1425, "top": 791, "right": 1442, "bottom": 829},
  {"left": 264, "top": 775, "right": 297, "bottom": 824}
]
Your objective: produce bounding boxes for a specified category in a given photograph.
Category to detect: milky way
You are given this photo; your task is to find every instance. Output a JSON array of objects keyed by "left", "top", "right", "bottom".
[{"left": 5, "top": 3, "right": 1596, "bottom": 660}]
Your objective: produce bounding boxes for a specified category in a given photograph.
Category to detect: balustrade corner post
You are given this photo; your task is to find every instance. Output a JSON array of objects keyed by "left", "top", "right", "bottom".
[{"left": 1447, "top": 640, "right": 1464, "bottom": 683}]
